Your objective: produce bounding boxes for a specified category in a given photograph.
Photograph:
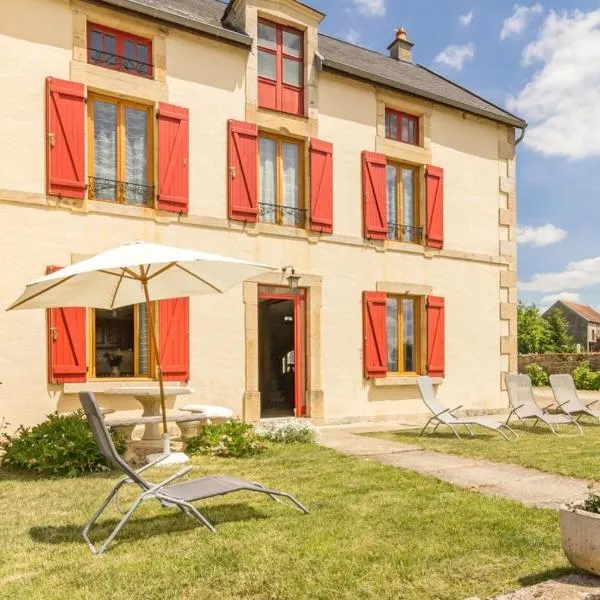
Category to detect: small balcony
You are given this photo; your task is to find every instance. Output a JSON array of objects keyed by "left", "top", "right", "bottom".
[
  {"left": 259, "top": 202, "right": 307, "bottom": 228},
  {"left": 387, "top": 222, "right": 423, "bottom": 244},
  {"left": 88, "top": 48, "right": 153, "bottom": 78},
  {"left": 88, "top": 177, "right": 155, "bottom": 208}
]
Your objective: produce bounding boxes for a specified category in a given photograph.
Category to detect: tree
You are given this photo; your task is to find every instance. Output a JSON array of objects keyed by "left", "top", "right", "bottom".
[
  {"left": 545, "top": 307, "right": 576, "bottom": 353},
  {"left": 517, "top": 302, "right": 552, "bottom": 354}
]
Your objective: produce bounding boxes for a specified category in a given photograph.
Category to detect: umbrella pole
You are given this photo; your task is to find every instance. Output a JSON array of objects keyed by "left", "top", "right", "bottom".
[{"left": 142, "top": 281, "right": 168, "bottom": 437}]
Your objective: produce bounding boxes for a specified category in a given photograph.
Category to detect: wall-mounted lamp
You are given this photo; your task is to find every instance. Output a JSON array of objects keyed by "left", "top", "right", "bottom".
[{"left": 282, "top": 265, "right": 301, "bottom": 290}]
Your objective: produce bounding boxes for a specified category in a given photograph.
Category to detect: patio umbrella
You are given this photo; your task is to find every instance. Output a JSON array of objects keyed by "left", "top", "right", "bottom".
[{"left": 7, "top": 240, "right": 274, "bottom": 438}]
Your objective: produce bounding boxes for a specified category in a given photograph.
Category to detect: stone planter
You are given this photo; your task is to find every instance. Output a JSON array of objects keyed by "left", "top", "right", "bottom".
[{"left": 560, "top": 504, "right": 600, "bottom": 574}]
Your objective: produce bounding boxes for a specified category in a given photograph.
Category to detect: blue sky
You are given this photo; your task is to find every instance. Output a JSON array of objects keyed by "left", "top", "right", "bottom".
[{"left": 308, "top": 0, "right": 600, "bottom": 311}]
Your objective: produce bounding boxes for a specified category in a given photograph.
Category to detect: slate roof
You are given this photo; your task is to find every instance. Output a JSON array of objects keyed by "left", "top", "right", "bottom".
[
  {"left": 562, "top": 302, "right": 600, "bottom": 324},
  {"left": 95, "top": 0, "right": 526, "bottom": 128}
]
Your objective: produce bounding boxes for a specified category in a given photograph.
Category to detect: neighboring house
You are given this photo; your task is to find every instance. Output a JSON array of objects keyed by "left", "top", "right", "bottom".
[
  {"left": 0, "top": 0, "right": 524, "bottom": 428},
  {"left": 544, "top": 301, "right": 600, "bottom": 352}
]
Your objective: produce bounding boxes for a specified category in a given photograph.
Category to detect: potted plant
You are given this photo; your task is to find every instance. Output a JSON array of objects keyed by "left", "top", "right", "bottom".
[
  {"left": 103, "top": 351, "right": 123, "bottom": 377},
  {"left": 560, "top": 483, "right": 600, "bottom": 574}
]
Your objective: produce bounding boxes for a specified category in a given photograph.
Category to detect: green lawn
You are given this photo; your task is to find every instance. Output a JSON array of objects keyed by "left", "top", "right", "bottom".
[
  {"left": 367, "top": 418, "right": 600, "bottom": 480},
  {"left": 0, "top": 445, "right": 569, "bottom": 600}
]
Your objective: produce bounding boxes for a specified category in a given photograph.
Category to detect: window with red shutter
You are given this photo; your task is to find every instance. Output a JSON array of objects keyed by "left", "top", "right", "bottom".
[
  {"left": 362, "top": 151, "right": 387, "bottom": 239},
  {"left": 363, "top": 291, "right": 387, "bottom": 378},
  {"left": 257, "top": 19, "right": 304, "bottom": 116},
  {"left": 427, "top": 296, "right": 445, "bottom": 378},
  {"left": 228, "top": 120, "right": 258, "bottom": 222},
  {"left": 159, "top": 297, "right": 190, "bottom": 382},
  {"left": 46, "top": 78, "right": 86, "bottom": 199},
  {"left": 158, "top": 103, "right": 189, "bottom": 214},
  {"left": 426, "top": 165, "right": 444, "bottom": 249},
  {"left": 309, "top": 139, "right": 333, "bottom": 233},
  {"left": 46, "top": 266, "right": 87, "bottom": 383}
]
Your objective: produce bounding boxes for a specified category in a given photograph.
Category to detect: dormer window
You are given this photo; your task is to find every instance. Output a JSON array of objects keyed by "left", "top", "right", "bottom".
[
  {"left": 385, "top": 108, "right": 419, "bottom": 145},
  {"left": 88, "top": 23, "right": 153, "bottom": 79},
  {"left": 257, "top": 19, "right": 304, "bottom": 116}
]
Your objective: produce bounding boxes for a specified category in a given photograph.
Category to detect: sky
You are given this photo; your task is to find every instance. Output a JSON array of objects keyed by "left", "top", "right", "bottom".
[{"left": 307, "top": 0, "right": 600, "bottom": 312}]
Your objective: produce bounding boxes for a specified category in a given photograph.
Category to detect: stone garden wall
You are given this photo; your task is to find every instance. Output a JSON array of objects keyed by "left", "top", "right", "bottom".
[{"left": 518, "top": 353, "right": 600, "bottom": 374}]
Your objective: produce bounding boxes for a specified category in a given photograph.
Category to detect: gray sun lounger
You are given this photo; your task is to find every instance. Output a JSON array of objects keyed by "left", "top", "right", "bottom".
[
  {"left": 505, "top": 374, "right": 582, "bottom": 436},
  {"left": 550, "top": 374, "right": 600, "bottom": 422},
  {"left": 416, "top": 376, "right": 518, "bottom": 441},
  {"left": 79, "top": 392, "right": 309, "bottom": 555}
]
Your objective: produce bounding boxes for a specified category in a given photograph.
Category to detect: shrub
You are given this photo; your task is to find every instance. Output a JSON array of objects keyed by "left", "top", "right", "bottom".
[
  {"left": 1, "top": 411, "right": 125, "bottom": 477},
  {"left": 526, "top": 363, "right": 549, "bottom": 387},
  {"left": 571, "top": 362, "right": 600, "bottom": 391},
  {"left": 584, "top": 482, "right": 600, "bottom": 514},
  {"left": 258, "top": 420, "right": 317, "bottom": 444},
  {"left": 185, "top": 420, "right": 266, "bottom": 458}
]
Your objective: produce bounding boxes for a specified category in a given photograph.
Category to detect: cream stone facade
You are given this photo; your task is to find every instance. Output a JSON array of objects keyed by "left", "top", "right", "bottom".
[{"left": 0, "top": 0, "right": 522, "bottom": 430}]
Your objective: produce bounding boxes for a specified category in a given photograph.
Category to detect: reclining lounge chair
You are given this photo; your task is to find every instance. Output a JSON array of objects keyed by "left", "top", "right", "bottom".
[
  {"left": 79, "top": 391, "right": 309, "bottom": 555},
  {"left": 550, "top": 374, "right": 600, "bottom": 423}
]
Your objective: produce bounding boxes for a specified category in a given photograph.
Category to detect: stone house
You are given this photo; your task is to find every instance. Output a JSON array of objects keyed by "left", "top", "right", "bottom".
[
  {"left": 544, "top": 301, "right": 600, "bottom": 352},
  {"left": 0, "top": 0, "right": 524, "bottom": 429}
]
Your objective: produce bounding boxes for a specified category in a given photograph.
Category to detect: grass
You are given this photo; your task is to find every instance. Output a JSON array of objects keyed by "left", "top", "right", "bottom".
[
  {"left": 367, "top": 418, "right": 600, "bottom": 480},
  {"left": 0, "top": 444, "right": 569, "bottom": 600}
]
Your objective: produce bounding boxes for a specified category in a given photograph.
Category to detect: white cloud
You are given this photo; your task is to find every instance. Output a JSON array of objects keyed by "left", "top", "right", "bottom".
[
  {"left": 507, "top": 9, "right": 600, "bottom": 159},
  {"left": 344, "top": 29, "right": 361, "bottom": 44},
  {"left": 459, "top": 11, "right": 474, "bottom": 26},
  {"left": 517, "top": 224, "right": 567, "bottom": 247},
  {"left": 434, "top": 43, "right": 475, "bottom": 71},
  {"left": 500, "top": 4, "right": 544, "bottom": 40},
  {"left": 519, "top": 256, "right": 600, "bottom": 292},
  {"left": 351, "top": 0, "right": 385, "bottom": 18},
  {"left": 540, "top": 291, "right": 581, "bottom": 308}
]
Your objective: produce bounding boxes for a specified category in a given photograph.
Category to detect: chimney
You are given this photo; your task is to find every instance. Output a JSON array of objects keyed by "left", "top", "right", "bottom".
[{"left": 388, "top": 28, "right": 414, "bottom": 62}]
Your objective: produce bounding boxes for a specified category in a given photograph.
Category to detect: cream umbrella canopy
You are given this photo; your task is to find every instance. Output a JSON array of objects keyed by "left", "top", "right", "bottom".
[{"left": 7, "top": 241, "right": 275, "bottom": 435}]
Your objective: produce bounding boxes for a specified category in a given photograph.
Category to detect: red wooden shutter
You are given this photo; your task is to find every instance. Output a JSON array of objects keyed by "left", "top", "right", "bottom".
[
  {"left": 362, "top": 151, "right": 387, "bottom": 239},
  {"left": 159, "top": 297, "right": 190, "bottom": 382},
  {"left": 45, "top": 266, "right": 87, "bottom": 383},
  {"left": 228, "top": 120, "right": 258, "bottom": 222},
  {"left": 427, "top": 296, "right": 445, "bottom": 378},
  {"left": 158, "top": 103, "right": 189, "bottom": 214},
  {"left": 426, "top": 165, "right": 444, "bottom": 249},
  {"left": 46, "top": 77, "right": 85, "bottom": 199},
  {"left": 363, "top": 291, "right": 387, "bottom": 379},
  {"left": 309, "top": 139, "right": 333, "bottom": 233}
]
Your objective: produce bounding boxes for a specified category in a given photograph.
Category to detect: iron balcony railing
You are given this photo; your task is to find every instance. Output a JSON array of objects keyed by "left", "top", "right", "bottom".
[
  {"left": 88, "top": 177, "right": 155, "bottom": 207},
  {"left": 259, "top": 202, "right": 307, "bottom": 228},
  {"left": 88, "top": 48, "right": 153, "bottom": 78},
  {"left": 387, "top": 222, "right": 424, "bottom": 244}
]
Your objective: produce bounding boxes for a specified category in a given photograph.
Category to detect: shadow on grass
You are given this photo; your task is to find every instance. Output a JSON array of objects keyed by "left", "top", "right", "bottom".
[
  {"left": 29, "top": 502, "right": 268, "bottom": 546},
  {"left": 0, "top": 467, "right": 128, "bottom": 483},
  {"left": 518, "top": 566, "right": 576, "bottom": 588}
]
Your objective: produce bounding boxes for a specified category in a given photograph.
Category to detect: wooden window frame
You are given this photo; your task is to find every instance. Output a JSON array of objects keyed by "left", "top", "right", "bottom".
[
  {"left": 386, "top": 160, "right": 420, "bottom": 243},
  {"left": 385, "top": 108, "right": 419, "bottom": 146},
  {"left": 88, "top": 305, "right": 156, "bottom": 380},
  {"left": 386, "top": 294, "right": 422, "bottom": 376},
  {"left": 257, "top": 18, "right": 304, "bottom": 114},
  {"left": 258, "top": 132, "right": 305, "bottom": 228},
  {"left": 87, "top": 93, "right": 154, "bottom": 206},
  {"left": 87, "top": 22, "right": 153, "bottom": 79}
]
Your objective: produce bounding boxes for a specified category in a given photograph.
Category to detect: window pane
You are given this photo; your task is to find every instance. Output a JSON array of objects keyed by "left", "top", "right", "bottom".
[
  {"left": 283, "top": 30, "right": 302, "bottom": 57},
  {"left": 283, "top": 58, "right": 301, "bottom": 86},
  {"left": 386, "top": 298, "right": 399, "bottom": 373},
  {"left": 385, "top": 112, "right": 398, "bottom": 140},
  {"left": 93, "top": 100, "right": 117, "bottom": 201},
  {"left": 137, "top": 303, "right": 149, "bottom": 376},
  {"left": 258, "top": 50, "right": 277, "bottom": 80},
  {"left": 282, "top": 142, "right": 300, "bottom": 226},
  {"left": 402, "top": 299, "right": 416, "bottom": 373},
  {"left": 386, "top": 164, "right": 398, "bottom": 239},
  {"left": 402, "top": 116, "right": 417, "bottom": 144},
  {"left": 124, "top": 107, "right": 148, "bottom": 206},
  {"left": 123, "top": 40, "right": 137, "bottom": 73},
  {"left": 259, "top": 137, "right": 277, "bottom": 223},
  {"left": 95, "top": 306, "right": 134, "bottom": 377},
  {"left": 137, "top": 44, "right": 149, "bottom": 75},
  {"left": 258, "top": 22, "right": 277, "bottom": 49},
  {"left": 401, "top": 168, "right": 415, "bottom": 241},
  {"left": 104, "top": 34, "right": 117, "bottom": 66}
]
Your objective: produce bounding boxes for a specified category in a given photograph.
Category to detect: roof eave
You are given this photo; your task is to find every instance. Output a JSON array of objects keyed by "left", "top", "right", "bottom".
[
  {"left": 322, "top": 58, "right": 527, "bottom": 129},
  {"left": 94, "top": 0, "right": 253, "bottom": 47}
]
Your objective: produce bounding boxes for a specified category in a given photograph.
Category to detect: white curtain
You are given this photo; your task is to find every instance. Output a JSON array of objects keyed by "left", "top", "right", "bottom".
[
  {"left": 93, "top": 100, "right": 117, "bottom": 201},
  {"left": 401, "top": 168, "right": 415, "bottom": 241},
  {"left": 402, "top": 299, "right": 415, "bottom": 372},
  {"left": 282, "top": 142, "right": 299, "bottom": 225},
  {"left": 386, "top": 164, "right": 398, "bottom": 239},
  {"left": 137, "top": 303, "right": 149, "bottom": 376},
  {"left": 259, "top": 137, "right": 277, "bottom": 222},
  {"left": 125, "top": 107, "right": 148, "bottom": 205},
  {"left": 386, "top": 297, "right": 399, "bottom": 372}
]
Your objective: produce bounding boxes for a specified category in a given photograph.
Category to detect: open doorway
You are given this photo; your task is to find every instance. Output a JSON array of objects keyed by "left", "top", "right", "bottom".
[{"left": 258, "top": 291, "right": 305, "bottom": 419}]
